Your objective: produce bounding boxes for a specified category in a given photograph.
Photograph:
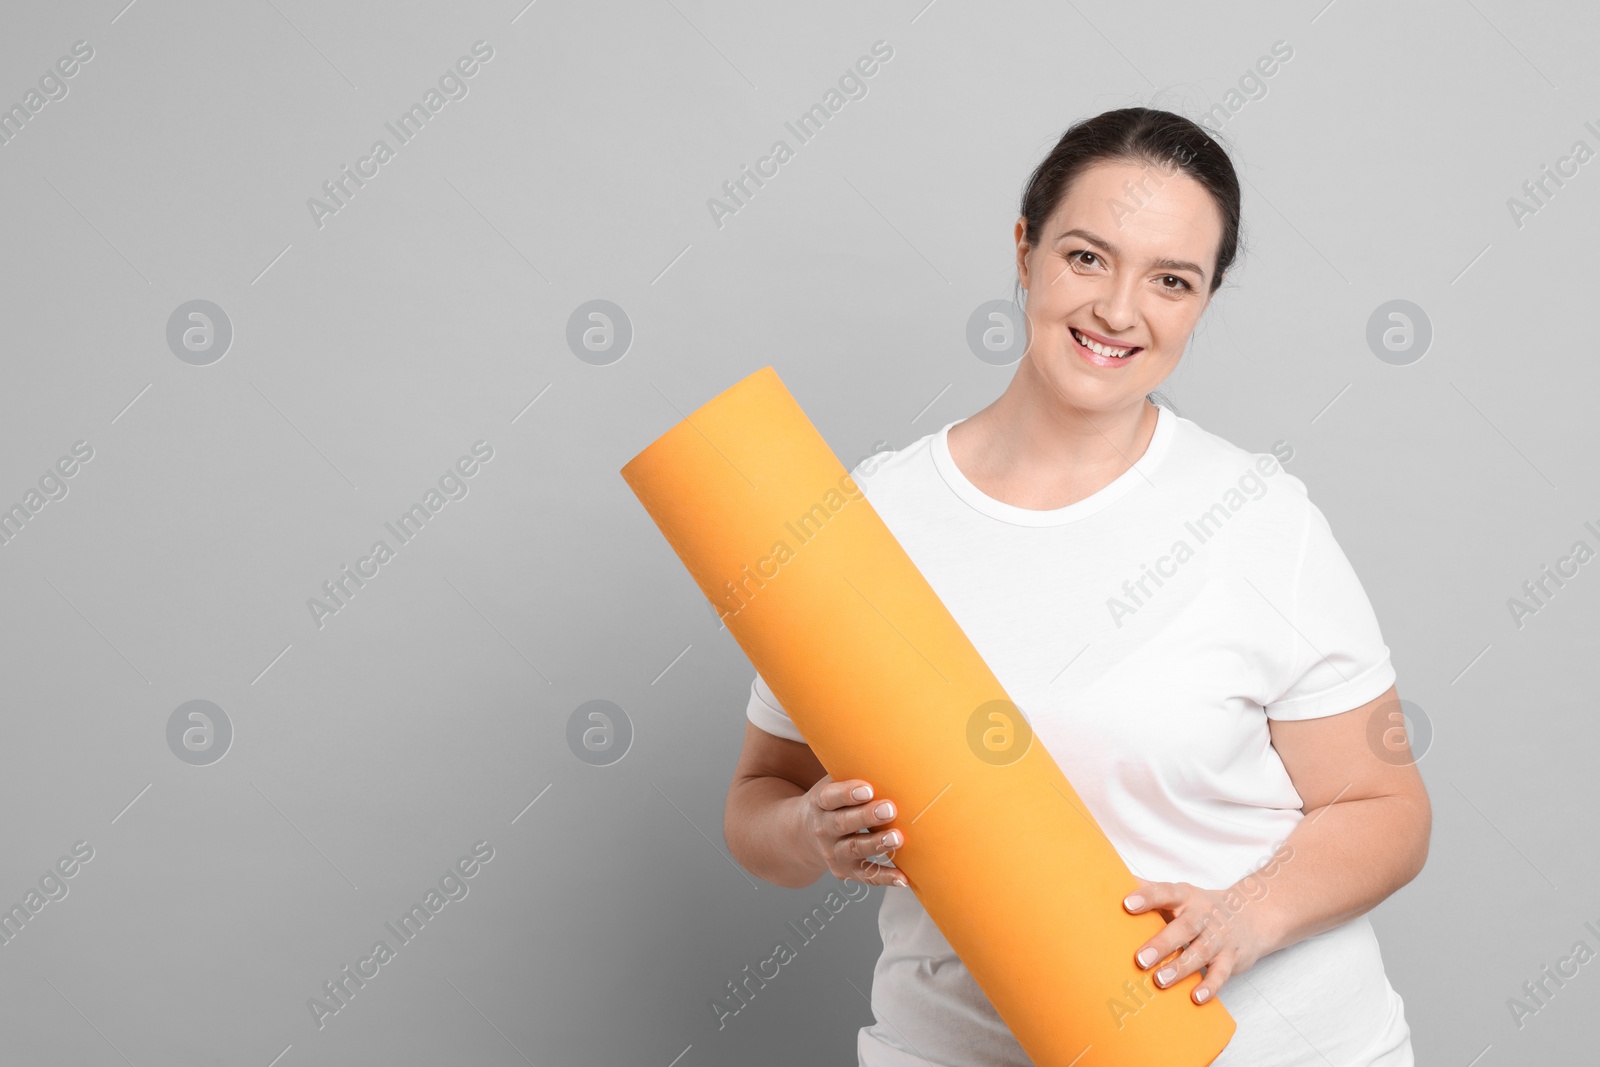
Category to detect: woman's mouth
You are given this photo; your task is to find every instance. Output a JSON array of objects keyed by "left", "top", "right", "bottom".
[{"left": 1069, "top": 326, "right": 1142, "bottom": 366}]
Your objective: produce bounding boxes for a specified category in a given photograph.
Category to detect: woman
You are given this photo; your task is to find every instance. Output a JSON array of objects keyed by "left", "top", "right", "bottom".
[{"left": 722, "top": 108, "right": 1430, "bottom": 1066}]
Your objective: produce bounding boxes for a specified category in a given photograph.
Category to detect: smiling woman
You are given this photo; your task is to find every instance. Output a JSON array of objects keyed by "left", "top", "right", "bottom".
[
  {"left": 1001, "top": 111, "right": 1237, "bottom": 459},
  {"left": 724, "top": 107, "right": 1429, "bottom": 1067}
]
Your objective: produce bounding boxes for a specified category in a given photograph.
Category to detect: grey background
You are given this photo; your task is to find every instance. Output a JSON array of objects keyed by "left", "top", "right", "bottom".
[{"left": 0, "top": 0, "right": 1595, "bottom": 1064}]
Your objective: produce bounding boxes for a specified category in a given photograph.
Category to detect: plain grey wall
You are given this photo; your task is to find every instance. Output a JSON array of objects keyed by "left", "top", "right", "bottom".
[{"left": 0, "top": 1, "right": 1596, "bottom": 1064}]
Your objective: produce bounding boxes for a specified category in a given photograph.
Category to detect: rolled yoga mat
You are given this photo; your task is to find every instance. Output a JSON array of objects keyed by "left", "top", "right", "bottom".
[{"left": 620, "top": 365, "right": 1235, "bottom": 1066}]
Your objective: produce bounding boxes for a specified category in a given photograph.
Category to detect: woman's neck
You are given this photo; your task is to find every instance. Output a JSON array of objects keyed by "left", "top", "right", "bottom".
[{"left": 946, "top": 384, "right": 1159, "bottom": 512}]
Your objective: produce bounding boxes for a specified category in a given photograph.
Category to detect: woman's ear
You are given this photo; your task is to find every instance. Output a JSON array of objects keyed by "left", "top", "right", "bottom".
[{"left": 1014, "top": 216, "right": 1031, "bottom": 290}]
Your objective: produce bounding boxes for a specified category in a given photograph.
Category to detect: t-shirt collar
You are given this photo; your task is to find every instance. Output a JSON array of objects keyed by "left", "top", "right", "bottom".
[{"left": 931, "top": 403, "right": 1175, "bottom": 528}]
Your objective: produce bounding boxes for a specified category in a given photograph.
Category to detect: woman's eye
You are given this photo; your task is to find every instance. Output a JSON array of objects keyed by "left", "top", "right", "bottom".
[{"left": 1066, "top": 253, "right": 1192, "bottom": 292}]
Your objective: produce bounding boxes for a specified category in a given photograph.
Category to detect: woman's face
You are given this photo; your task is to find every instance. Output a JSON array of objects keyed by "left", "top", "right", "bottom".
[{"left": 1015, "top": 158, "right": 1223, "bottom": 415}]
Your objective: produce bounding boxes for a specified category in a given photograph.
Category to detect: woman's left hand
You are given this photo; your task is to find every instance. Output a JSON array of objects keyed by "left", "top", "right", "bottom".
[{"left": 1122, "top": 880, "right": 1278, "bottom": 1005}]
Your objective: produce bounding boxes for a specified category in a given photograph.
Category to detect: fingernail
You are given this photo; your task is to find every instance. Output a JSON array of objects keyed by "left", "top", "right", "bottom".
[
  {"left": 874, "top": 801, "right": 895, "bottom": 819},
  {"left": 1195, "top": 987, "right": 1211, "bottom": 1004},
  {"left": 852, "top": 785, "right": 872, "bottom": 801},
  {"left": 893, "top": 877, "right": 907, "bottom": 888},
  {"left": 1124, "top": 894, "right": 1145, "bottom": 911},
  {"left": 1156, "top": 967, "right": 1176, "bottom": 986},
  {"left": 1136, "top": 948, "right": 1157, "bottom": 968},
  {"left": 882, "top": 830, "right": 902, "bottom": 848}
]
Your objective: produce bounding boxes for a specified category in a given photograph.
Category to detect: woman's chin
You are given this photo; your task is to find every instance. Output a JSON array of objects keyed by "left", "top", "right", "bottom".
[{"left": 1042, "top": 363, "right": 1146, "bottom": 409}]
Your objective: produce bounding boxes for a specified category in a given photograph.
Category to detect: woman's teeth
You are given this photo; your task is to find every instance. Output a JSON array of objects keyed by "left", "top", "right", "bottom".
[{"left": 1071, "top": 327, "right": 1136, "bottom": 358}]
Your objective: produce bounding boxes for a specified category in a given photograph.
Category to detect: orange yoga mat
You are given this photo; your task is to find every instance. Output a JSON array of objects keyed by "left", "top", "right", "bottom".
[{"left": 621, "top": 366, "right": 1235, "bottom": 1066}]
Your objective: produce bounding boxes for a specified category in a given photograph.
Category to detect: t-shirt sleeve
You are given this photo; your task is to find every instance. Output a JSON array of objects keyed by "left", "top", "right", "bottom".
[
  {"left": 1262, "top": 496, "right": 1396, "bottom": 720},
  {"left": 746, "top": 670, "right": 807, "bottom": 742}
]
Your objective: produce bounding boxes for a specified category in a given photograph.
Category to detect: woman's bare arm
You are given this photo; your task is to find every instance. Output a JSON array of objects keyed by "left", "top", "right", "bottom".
[
  {"left": 1254, "top": 683, "right": 1432, "bottom": 954},
  {"left": 724, "top": 723, "right": 827, "bottom": 888},
  {"left": 724, "top": 721, "right": 908, "bottom": 890}
]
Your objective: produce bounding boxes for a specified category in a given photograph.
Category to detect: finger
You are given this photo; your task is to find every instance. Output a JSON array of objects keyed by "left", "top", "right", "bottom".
[
  {"left": 1189, "top": 950, "right": 1234, "bottom": 1004},
  {"left": 862, "top": 825, "right": 904, "bottom": 858},
  {"left": 824, "top": 798, "right": 897, "bottom": 839},
  {"left": 817, "top": 777, "right": 872, "bottom": 811},
  {"left": 840, "top": 857, "right": 907, "bottom": 888},
  {"left": 1128, "top": 880, "right": 1189, "bottom": 924},
  {"left": 1123, "top": 881, "right": 1180, "bottom": 915},
  {"left": 1185, "top": 905, "right": 1227, "bottom": 953},
  {"left": 1128, "top": 883, "right": 1195, "bottom": 971},
  {"left": 841, "top": 797, "right": 898, "bottom": 834},
  {"left": 838, "top": 824, "right": 903, "bottom": 868},
  {"left": 1152, "top": 933, "right": 1207, "bottom": 988},
  {"left": 1134, "top": 936, "right": 1185, "bottom": 974}
]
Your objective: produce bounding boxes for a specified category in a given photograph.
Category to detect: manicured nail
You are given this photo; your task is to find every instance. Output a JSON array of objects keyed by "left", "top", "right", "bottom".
[
  {"left": 1156, "top": 967, "right": 1176, "bottom": 986},
  {"left": 882, "top": 830, "right": 902, "bottom": 848},
  {"left": 1194, "top": 987, "right": 1211, "bottom": 1004},
  {"left": 874, "top": 801, "right": 895, "bottom": 819},
  {"left": 1136, "top": 948, "right": 1157, "bottom": 968},
  {"left": 893, "top": 877, "right": 907, "bottom": 888},
  {"left": 1124, "top": 894, "right": 1145, "bottom": 911},
  {"left": 852, "top": 785, "right": 872, "bottom": 801}
]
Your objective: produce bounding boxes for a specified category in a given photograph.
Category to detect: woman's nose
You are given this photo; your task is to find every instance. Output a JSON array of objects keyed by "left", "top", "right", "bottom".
[{"left": 1092, "top": 299, "right": 1137, "bottom": 333}]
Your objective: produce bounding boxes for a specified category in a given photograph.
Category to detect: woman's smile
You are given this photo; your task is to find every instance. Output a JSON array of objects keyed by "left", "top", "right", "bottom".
[{"left": 1068, "top": 324, "right": 1144, "bottom": 367}]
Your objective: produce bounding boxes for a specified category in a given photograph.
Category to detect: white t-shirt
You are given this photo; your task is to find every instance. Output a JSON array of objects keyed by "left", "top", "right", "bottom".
[{"left": 745, "top": 404, "right": 1415, "bottom": 1067}]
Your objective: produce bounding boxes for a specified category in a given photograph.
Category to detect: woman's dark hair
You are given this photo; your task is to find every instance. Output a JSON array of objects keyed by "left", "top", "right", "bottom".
[{"left": 1016, "top": 107, "right": 1243, "bottom": 297}]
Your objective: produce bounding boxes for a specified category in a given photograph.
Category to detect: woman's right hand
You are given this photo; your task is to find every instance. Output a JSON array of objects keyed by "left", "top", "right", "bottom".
[{"left": 794, "top": 774, "right": 908, "bottom": 888}]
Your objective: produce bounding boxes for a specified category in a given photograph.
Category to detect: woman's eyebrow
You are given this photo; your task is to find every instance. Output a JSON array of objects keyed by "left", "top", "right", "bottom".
[{"left": 1054, "top": 227, "right": 1206, "bottom": 280}]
